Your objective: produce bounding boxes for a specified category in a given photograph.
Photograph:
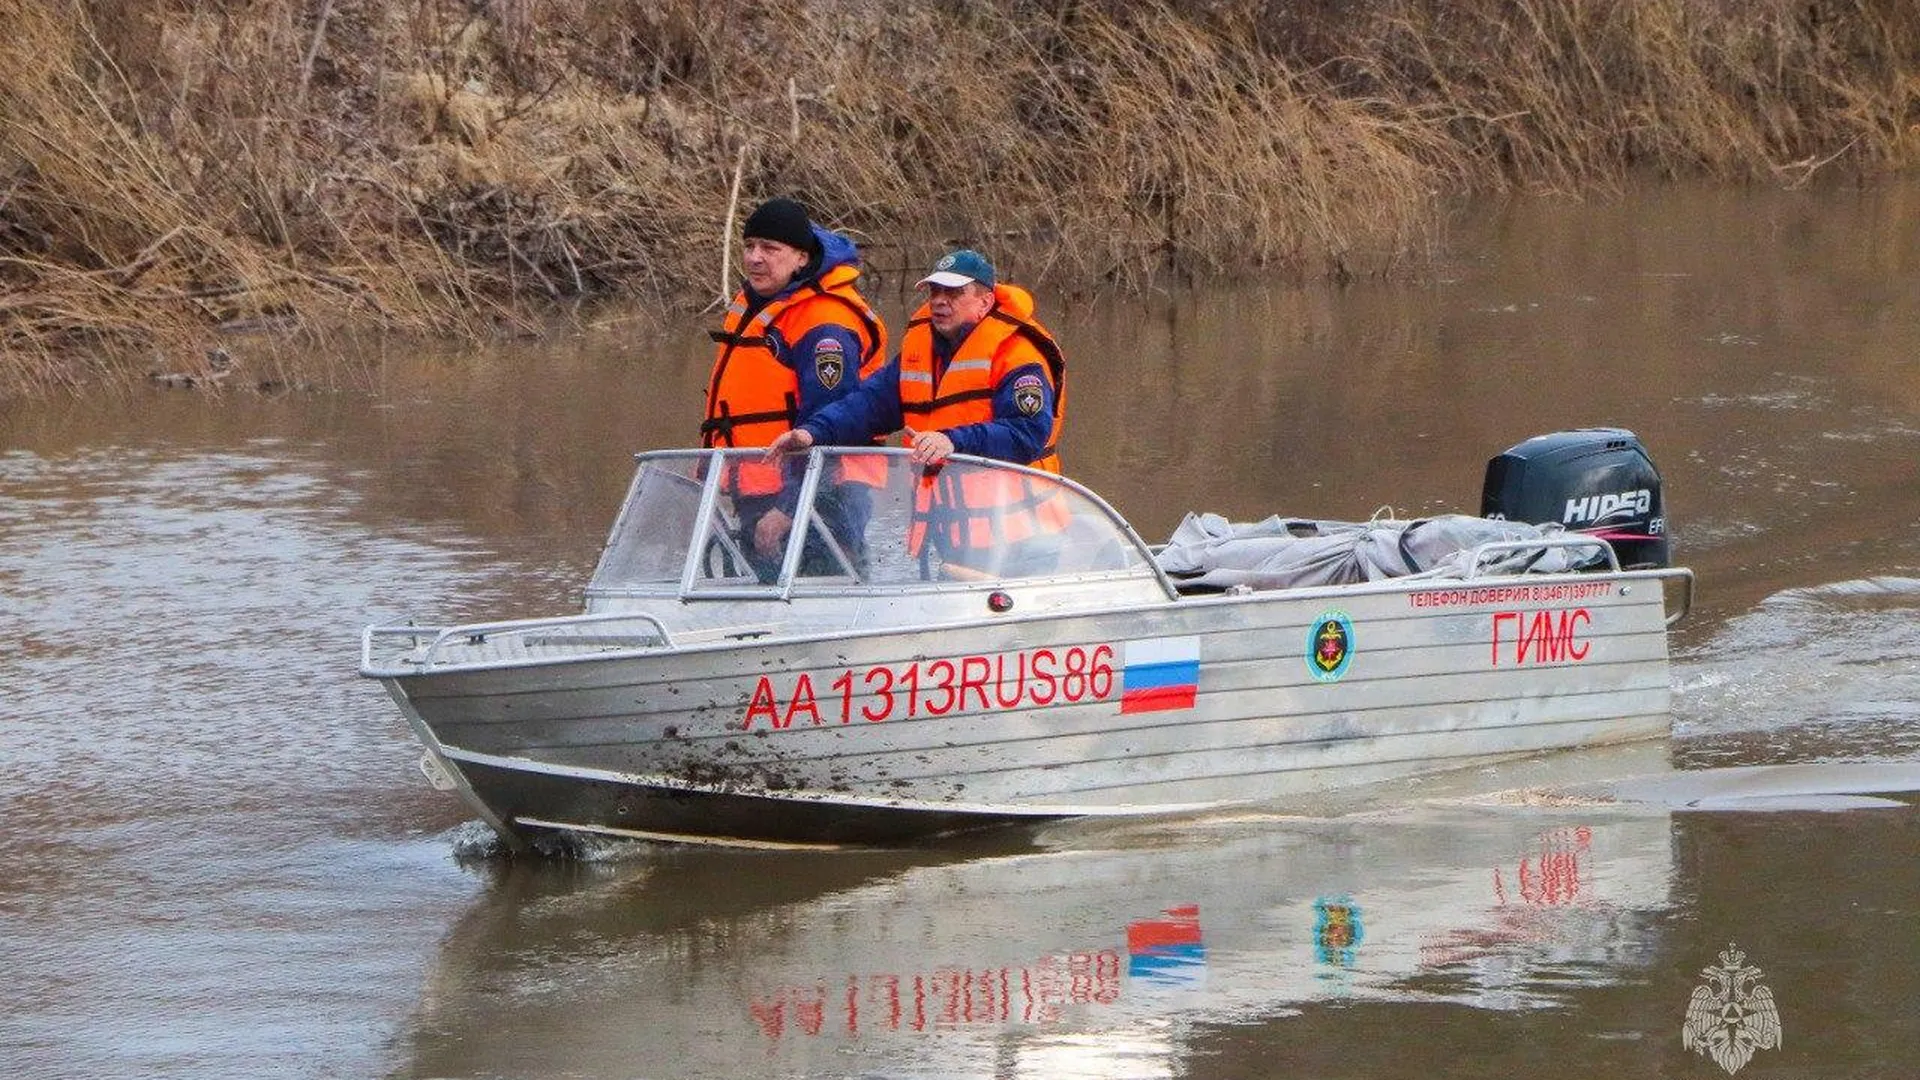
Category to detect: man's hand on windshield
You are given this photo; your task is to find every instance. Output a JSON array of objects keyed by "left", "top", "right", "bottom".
[
  {"left": 762, "top": 427, "right": 815, "bottom": 463},
  {"left": 904, "top": 426, "right": 954, "bottom": 466}
]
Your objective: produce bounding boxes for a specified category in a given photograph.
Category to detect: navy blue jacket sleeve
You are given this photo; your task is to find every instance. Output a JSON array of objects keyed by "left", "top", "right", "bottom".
[
  {"left": 942, "top": 362, "right": 1055, "bottom": 465},
  {"left": 800, "top": 356, "right": 905, "bottom": 446}
]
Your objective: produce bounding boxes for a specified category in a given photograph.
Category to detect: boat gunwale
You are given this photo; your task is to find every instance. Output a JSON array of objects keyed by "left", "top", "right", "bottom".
[{"left": 361, "top": 564, "right": 1693, "bottom": 678}]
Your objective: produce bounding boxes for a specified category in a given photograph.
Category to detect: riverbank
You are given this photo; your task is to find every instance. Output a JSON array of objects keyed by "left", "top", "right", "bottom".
[{"left": 2, "top": 0, "right": 1915, "bottom": 395}]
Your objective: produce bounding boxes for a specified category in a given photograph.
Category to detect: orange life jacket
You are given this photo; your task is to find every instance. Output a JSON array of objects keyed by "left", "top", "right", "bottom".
[
  {"left": 897, "top": 283, "right": 1066, "bottom": 471},
  {"left": 899, "top": 284, "right": 1070, "bottom": 558},
  {"left": 701, "top": 264, "right": 887, "bottom": 495}
]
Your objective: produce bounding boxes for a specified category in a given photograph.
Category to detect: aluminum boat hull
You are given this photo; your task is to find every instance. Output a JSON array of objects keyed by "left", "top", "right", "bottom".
[{"left": 373, "top": 574, "right": 1679, "bottom": 849}]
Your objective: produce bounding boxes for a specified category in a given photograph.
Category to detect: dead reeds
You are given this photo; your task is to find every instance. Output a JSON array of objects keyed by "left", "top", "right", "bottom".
[{"left": 1, "top": 0, "right": 1915, "bottom": 396}]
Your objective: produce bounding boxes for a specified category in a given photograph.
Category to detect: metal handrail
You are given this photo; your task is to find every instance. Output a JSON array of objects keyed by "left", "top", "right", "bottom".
[
  {"left": 1659, "top": 567, "right": 1695, "bottom": 627},
  {"left": 1463, "top": 535, "right": 1620, "bottom": 577},
  {"left": 361, "top": 610, "right": 675, "bottom": 672}
]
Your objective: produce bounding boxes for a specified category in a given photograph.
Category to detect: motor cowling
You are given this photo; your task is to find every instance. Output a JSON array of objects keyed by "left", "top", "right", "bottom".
[{"left": 1480, "top": 428, "right": 1669, "bottom": 569}]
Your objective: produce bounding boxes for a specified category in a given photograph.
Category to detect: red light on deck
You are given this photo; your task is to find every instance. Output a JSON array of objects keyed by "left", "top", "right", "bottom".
[{"left": 988, "top": 591, "right": 1014, "bottom": 613}]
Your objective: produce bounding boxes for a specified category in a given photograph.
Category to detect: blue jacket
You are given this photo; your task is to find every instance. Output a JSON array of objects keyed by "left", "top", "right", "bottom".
[{"left": 799, "top": 321, "right": 1055, "bottom": 463}]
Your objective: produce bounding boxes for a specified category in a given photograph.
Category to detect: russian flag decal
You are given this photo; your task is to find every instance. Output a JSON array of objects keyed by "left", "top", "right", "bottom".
[{"left": 1120, "top": 636, "right": 1200, "bottom": 714}]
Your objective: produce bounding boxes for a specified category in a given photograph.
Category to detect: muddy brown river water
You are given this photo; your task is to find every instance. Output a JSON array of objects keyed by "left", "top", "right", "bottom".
[{"left": 3, "top": 180, "right": 1918, "bottom": 1079}]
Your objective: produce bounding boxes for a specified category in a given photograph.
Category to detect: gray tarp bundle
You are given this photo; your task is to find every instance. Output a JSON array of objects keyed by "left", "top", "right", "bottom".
[{"left": 1153, "top": 512, "right": 1589, "bottom": 591}]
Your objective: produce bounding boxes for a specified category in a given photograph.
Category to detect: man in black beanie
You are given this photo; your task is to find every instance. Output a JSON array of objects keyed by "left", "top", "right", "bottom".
[
  {"left": 701, "top": 198, "right": 889, "bottom": 580},
  {"left": 740, "top": 197, "right": 818, "bottom": 264}
]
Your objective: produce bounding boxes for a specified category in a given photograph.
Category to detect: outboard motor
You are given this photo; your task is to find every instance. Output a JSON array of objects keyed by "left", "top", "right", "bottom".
[{"left": 1481, "top": 428, "right": 1669, "bottom": 568}]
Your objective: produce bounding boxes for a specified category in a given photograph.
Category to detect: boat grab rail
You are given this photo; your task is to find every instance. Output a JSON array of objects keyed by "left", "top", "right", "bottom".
[
  {"left": 1659, "top": 567, "right": 1696, "bottom": 627},
  {"left": 1464, "top": 535, "right": 1619, "bottom": 576},
  {"left": 1465, "top": 536, "right": 1695, "bottom": 627},
  {"left": 361, "top": 611, "right": 676, "bottom": 672}
]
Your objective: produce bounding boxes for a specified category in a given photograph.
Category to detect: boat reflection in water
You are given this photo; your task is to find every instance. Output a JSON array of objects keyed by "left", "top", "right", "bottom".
[{"left": 397, "top": 798, "right": 1676, "bottom": 1079}]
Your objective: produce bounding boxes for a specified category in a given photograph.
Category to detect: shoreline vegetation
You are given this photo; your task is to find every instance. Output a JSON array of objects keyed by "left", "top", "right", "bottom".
[{"left": 2, "top": 0, "right": 1915, "bottom": 396}]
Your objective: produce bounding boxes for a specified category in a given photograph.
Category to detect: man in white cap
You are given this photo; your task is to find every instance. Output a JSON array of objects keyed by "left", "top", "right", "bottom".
[{"left": 766, "top": 248, "right": 1065, "bottom": 472}]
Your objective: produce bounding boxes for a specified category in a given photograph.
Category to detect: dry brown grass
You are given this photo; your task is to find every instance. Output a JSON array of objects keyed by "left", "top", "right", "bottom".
[{"left": 1, "top": 0, "right": 1915, "bottom": 397}]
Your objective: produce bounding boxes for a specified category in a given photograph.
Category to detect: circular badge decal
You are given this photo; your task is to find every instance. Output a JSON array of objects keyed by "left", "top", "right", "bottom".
[{"left": 1306, "top": 611, "right": 1354, "bottom": 682}]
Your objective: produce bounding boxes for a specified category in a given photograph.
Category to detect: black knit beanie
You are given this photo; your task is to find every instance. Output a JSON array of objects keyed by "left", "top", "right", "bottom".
[{"left": 742, "top": 198, "right": 818, "bottom": 254}]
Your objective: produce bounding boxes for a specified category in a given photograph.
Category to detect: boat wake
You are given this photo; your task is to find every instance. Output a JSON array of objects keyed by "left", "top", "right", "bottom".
[{"left": 1673, "top": 575, "right": 1920, "bottom": 766}]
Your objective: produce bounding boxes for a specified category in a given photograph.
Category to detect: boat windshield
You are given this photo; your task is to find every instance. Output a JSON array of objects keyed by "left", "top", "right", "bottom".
[{"left": 588, "top": 448, "right": 1155, "bottom": 595}]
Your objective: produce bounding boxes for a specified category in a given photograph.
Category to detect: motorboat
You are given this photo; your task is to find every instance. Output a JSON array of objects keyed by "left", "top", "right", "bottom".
[{"left": 360, "top": 429, "right": 1692, "bottom": 851}]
